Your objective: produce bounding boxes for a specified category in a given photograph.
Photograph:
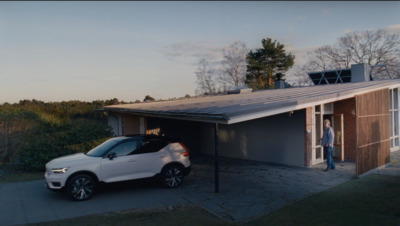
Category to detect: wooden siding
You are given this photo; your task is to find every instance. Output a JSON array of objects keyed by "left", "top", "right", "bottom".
[
  {"left": 355, "top": 89, "right": 390, "bottom": 176},
  {"left": 334, "top": 98, "right": 357, "bottom": 160},
  {"left": 121, "top": 114, "right": 141, "bottom": 135}
]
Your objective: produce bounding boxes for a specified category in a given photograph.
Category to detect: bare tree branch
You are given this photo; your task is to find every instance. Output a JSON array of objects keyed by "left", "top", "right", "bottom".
[
  {"left": 219, "top": 41, "right": 248, "bottom": 88},
  {"left": 301, "top": 28, "right": 400, "bottom": 80},
  {"left": 195, "top": 58, "right": 218, "bottom": 95}
]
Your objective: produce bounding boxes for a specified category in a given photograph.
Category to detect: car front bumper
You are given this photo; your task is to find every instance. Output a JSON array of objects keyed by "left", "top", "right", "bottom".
[{"left": 44, "top": 172, "right": 67, "bottom": 190}]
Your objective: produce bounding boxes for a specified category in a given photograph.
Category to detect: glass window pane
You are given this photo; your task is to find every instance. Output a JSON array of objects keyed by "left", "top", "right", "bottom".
[
  {"left": 396, "top": 137, "right": 399, "bottom": 147},
  {"left": 391, "top": 111, "right": 394, "bottom": 137},
  {"left": 391, "top": 138, "right": 394, "bottom": 148},
  {"left": 394, "top": 88, "right": 398, "bottom": 109},
  {"left": 315, "top": 105, "right": 321, "bottom": 113},
  {"left": 316, "top": 147, "right": 321, "bottom": 159},
  {"left": 315, "top": 114, "right": 321, "bottom": 145},
  {"left": 112, "top": 141, "right": 137, "bottom": 156},
  {"left": 390, "top": 89, "right": 393, "bottom": 109},
  {"left": 324, "top": 103, "right": 333, "bottom": 114},
  {"left": 395, "top": 111, "right": 399, "bottom": 136}
]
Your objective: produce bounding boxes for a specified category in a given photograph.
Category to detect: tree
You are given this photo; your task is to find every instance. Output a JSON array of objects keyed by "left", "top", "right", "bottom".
[
  {"left": 290, "top": 64, "right": 314, "bottom": 86},
  {"left": 143, "top": 95, "right": 155, "bottom": 102},
  {"left": 105, "top": 98, "right": 120, "bottom": 106},
  {"left": 219, "top": 41, "right": 248, "bottom": 88},
  {"left": 246, "top": 38, "right": 295, "bottom": 89},
  {"left": 299, "top": 29, "right": 400, "bottom": 81},
  {"left": 195, "top": 58, "right": 218, "bottom": 95}
]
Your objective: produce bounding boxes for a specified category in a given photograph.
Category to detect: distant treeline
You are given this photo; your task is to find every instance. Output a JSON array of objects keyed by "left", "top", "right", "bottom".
[{"left": 0, "top": 98, "right": 125, "bottom": 171}]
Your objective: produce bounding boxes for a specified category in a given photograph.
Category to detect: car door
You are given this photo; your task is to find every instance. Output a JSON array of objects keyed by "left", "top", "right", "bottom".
[
  {"left": 100, "top": 139, "right": 142, "bottom": 183},
  {"left": 132, "top": 138, "right": 171, "bottom": 177}
]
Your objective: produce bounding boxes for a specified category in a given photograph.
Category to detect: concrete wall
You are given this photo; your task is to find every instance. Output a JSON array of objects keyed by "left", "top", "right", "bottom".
[{"left": 206, "top": 110, "right": 306, "bottom": 167}]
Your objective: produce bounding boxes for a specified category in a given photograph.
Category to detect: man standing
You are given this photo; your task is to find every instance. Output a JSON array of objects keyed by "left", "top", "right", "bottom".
[{"left": 321, "top": 119, "right": 335, "bottom": 171}]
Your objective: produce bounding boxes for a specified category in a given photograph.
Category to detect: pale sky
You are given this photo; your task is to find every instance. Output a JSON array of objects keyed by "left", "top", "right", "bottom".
[{"left": 1, "top": 1, "right": 400, "bottom": 103}]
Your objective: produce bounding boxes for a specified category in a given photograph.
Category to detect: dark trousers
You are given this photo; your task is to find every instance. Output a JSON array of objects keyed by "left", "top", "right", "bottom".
[{"left": 324, "top": 146, "right": 335, "bottom": 169}]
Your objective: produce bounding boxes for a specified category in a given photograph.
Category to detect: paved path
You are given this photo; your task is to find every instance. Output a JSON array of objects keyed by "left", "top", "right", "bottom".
[
  {"left": 175, "top": 156, "right": 356, "bottom": 223},
  {"left": 0, "top": 179, "right": 189, "bottom": 226}
]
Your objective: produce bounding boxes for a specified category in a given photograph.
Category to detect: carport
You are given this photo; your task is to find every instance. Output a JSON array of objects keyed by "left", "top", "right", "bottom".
[{"left": 103, "top": 79, "right": 400, "bottom": 192}]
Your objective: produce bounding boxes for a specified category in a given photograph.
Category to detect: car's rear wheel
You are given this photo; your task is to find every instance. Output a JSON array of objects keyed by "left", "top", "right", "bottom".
[
  {"left": 66, "top": 174, "right": 96, "bottom": 201},
  {"left": 161, "top": 165, "right": 183, "bottom": 188}
]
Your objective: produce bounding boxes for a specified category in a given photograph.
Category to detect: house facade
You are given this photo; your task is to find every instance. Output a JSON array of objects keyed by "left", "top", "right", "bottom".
[{"left": 103, "top": 64, "right": 400, "bottom": 177}]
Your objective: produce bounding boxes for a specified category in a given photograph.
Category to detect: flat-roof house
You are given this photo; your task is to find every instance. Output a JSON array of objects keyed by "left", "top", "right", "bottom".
[{"left": 103, "top": 63, "right": 400, "bottom": 191}]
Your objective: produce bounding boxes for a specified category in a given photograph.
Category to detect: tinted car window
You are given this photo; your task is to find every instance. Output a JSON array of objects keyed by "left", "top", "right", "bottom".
[
  {"left": 137, "top": 139, "right": 169, "bottom": 154},
  {"left": 110, "top": 140, "right": 138, "bottom": 157},
  {"left": 86, "top": 137, "right": 126, "bottom": 157}
]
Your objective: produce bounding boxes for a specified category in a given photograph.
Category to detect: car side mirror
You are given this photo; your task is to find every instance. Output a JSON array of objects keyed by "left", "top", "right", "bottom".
[{"left": 107, "top": 152, "right": 116, "bottom": 160}]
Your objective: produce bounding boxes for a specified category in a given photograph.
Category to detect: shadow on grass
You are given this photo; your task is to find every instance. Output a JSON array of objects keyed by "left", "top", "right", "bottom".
[{"left": 246, "top": 174, "right": 400, "bottom": 226}]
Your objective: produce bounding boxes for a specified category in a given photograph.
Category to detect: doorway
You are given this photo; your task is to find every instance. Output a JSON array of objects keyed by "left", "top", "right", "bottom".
[
  {"left": 312, "top": 104, "right": 345, "bottom": 165},
  {"left": 324, "top": 114, "right": 345, "bottom": 162}
]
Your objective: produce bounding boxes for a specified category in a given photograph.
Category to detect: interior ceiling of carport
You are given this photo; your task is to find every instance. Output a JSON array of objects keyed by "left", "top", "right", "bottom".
[{"left": 103, "top": 80, "right": 400, "bottom": 125}]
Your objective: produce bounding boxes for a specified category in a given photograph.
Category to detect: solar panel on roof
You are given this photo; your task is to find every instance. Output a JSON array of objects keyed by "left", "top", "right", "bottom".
[{"left": 308, "top": 69, "right": 352, "bottom": 85}]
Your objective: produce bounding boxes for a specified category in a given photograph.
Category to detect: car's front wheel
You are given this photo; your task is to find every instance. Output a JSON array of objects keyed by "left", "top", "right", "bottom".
[
  {"left": 66, "top": 174, "right": 96, "bottom": 201},
  {"left": 161, "top": 165, "right": 183, "bottom": 188}
]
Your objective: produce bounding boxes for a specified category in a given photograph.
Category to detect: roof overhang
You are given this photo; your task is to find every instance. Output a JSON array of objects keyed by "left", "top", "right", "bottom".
[{"left": 102, "top": 80, "right": 400, "bottom": 125}]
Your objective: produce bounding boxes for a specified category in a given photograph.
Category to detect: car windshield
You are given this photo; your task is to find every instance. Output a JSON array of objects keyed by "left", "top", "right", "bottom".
[{"left": 86, "top": 137, "right": 127, "bottom": 157}]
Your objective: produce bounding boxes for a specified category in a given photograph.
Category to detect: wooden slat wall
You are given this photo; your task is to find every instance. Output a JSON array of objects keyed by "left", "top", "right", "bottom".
[
  {"left": 122, "top": 113, "right": 141, "bottom": 135},
  {"left": 355, "top": 89, "right": 390, "bottom": 177}
]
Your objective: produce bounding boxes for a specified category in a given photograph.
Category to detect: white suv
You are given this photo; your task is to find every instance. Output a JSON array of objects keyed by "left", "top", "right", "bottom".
[{"left": 45, "top": 135, "right": 191, "bottom": 201}]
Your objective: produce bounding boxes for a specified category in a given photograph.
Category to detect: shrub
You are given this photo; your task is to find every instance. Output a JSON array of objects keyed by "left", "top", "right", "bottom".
[{"left": 17, "top": 119, "right": 113, "bottom": 171}]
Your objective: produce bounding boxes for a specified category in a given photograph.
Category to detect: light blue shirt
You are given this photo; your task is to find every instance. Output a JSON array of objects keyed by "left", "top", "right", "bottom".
[{"left": 321, "top": 126, "right": 334, "bottom": 147}]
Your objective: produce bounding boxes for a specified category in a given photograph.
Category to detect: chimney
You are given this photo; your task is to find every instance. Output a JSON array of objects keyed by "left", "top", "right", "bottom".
[
  {"left": 351, "top": 63, "right": 370, "bottom": 82},
  {"left": 275, "top": 73, "right": 285, "bottom": 89}
]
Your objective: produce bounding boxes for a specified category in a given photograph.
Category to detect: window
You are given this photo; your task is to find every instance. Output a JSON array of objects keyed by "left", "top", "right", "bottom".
[
  {"left": 313, "top": 105, "right": 324, "bottom": 164},
  {"left": 324, "top": 103, "right": 333, "bottom": 114},
  {"left": 110, "top": 140, "right": 138, "bottom": 157},
  {"left": 137, "top": 139, "right": 169, "bottom": 154},
  {"left": 390, "top": 88, "right": 400, "bottom": 149}
]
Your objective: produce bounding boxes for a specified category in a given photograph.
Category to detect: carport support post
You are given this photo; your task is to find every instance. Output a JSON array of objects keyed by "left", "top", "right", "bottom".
[{"left": 214, "top": 123, "right": 219, "bottom": 193}]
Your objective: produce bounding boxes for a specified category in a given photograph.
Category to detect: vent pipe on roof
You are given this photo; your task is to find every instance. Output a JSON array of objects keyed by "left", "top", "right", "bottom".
[{"left": 275, "top": 73, "right": 286, "bottom": 89}]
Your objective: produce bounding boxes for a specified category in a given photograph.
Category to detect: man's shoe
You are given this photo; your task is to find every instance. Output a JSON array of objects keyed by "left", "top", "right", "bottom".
[{"left": 324, "top": 168, "right": 329, "bottom": 171}]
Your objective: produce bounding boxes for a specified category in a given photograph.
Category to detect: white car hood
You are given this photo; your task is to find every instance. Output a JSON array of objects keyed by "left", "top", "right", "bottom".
[{"left": 46, "top": 153, "right": 99, "bottom": 168}]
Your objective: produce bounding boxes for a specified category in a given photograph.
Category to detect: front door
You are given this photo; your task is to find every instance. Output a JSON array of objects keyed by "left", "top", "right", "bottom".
[
  {"left": 312, "top": 107, "right": 345, "bottom": 164},
  {"left": 324, "top": 114, "right": 345, "bottom": 161}
]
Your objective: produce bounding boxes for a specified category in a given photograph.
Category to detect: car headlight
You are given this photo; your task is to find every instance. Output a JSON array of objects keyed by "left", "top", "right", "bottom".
[{"left": 51, "top": 167, "right": 70, "bottom": 174}]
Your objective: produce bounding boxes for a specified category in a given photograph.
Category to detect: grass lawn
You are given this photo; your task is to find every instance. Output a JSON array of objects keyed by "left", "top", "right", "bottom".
[
  {"left": 247, "top": 174, "right": 400, "bottom": 226},
  {"left": 0, "top": 164, "right": 44, "bottom": 183},
  {"left": 28, "top": 205, "right": 227, "bottom": 226}
]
